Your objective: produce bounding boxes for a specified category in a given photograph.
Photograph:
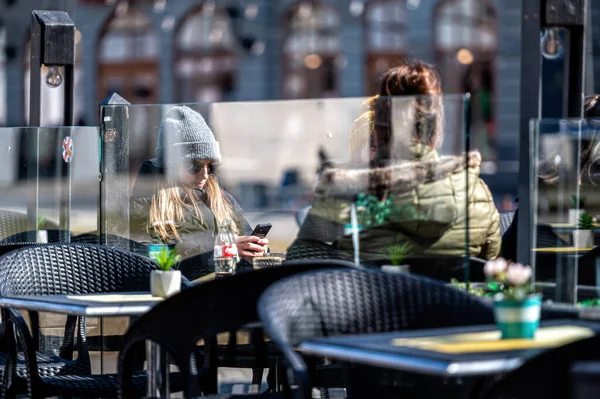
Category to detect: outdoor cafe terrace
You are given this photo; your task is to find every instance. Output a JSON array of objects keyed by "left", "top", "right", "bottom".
[
  {"left": 1, "top": 2, "right": 600, "bottom": 397},
  {"left": 0, "top": 93, "right": 599, "bottom": 399}
]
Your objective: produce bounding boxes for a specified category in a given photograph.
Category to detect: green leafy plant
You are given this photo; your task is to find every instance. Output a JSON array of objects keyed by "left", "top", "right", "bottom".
[
  {"left": 153, "top": 246, "right": 182, "bottom": 272},
  {"left": 578, "top": 298, "right": 600, "bottom": 307},
  {"left": 578, "top": 212, "right": 595, "bottom": 230},
  {"left": 385, "top": 238, "right": 411, "bottom": 266},
  {"left": 340, "top": 193, "right": 423, "bottom": 228},
  {"left": 571, "top": 195, "right": 585, "bottom": 209},
  {"left": 450, "top": 279, "right": 489, "bottom": 297},
  {"left": 37, "top": 216, "right": 47, "bottom": 230}
]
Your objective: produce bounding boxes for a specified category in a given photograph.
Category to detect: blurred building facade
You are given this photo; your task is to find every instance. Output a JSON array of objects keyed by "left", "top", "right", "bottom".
[{"left": 0, "top": 0, "right": 598, "bottom": 198}]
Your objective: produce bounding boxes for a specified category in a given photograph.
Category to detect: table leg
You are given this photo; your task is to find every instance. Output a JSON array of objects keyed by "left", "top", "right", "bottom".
[
  {"left": 556, "top": 256, "right": 577, "bottom": 304},
  {"left": 596, "top": 259, "right": 600, "bottom": 298},
  {"left": 146, "top": 340, "right": 170, "bottom": 398}
]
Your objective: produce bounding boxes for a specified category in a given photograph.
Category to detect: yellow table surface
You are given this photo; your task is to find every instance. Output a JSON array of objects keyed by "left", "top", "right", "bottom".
[
  {"left": 66, "top": 293, "right": 163, "bottom": 303},
  {"left": 549, "top": 223, "right": 600, "bottom": 228},
  {"left": 533, "top": 247, "right": 594, "bottom": 253},
  {"left": 391, "top": 325, "right": 594, "bottom": 354},
  {"left": 193, "top": 272, "right": 216, "bottom": 284}
]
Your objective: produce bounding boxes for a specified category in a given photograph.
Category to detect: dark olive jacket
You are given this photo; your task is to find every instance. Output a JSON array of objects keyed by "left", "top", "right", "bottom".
[{"left": 288, "top": 148, "right": 501, "bottom": 262}]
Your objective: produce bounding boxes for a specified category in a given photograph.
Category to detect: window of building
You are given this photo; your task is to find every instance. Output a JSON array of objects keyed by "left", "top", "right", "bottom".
[
  {"left": 365, "top": 0, "right": 408, "bottom": 94},
  {"left": 282, "top": 0, "right": 341, "bottom": 99},
  {"left": 97, "top": 3, "right": 159, "bottom": 103},
  {"left": 434, "top": 0, "right": 497, "bottom": 164},
  {"left": 174, "top": 3, "right": 237, "bottom": 103}
]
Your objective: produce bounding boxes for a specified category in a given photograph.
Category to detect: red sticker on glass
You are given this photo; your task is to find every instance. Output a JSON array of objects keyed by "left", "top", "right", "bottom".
[
  {"left": 223, "top": 245, "right": 237, "bottom": 257},
  {"left": 62, "top": 136, "right": 73, "bottom": 163}
]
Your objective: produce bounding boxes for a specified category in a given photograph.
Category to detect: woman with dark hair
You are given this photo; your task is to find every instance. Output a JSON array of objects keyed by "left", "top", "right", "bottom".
[{"left": 287, "top": 60, "right": 501, "bottom": 263}]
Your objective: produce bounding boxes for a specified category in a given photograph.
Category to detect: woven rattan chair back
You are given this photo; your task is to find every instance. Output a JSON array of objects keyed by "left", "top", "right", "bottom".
[
  {"left": 0, "top": 210, "right": 59, "bottom": 241},
  {"left": 72, "top": 232, "right": 150, "bottom": 257},
  {"left": 119, "top": 261, "right": 353, "bottom": 398},
  {"left": 0, "top": 229, "right": 71, "bottom": 244},
  {"left": 258, "top": 267, "right": 493, "bottom": 356},
  {"left": 0, "top": 243, "right": 176, "bottom": 296},
  {"left": 258, "top": 269, "right": 494, "bottom": 397}
]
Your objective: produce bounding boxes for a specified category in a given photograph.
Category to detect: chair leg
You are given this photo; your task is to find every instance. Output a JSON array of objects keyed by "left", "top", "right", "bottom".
[{"left": 251, "top": 367, "right": 263, "bottom": 391}]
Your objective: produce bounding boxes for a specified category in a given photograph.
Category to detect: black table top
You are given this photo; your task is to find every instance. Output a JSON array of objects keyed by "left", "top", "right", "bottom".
[
  {"left": 0, "top": 292, "right": 162, "bottom": 317},
  {"left": 298, "top": 319, "right": 600, "bottom": 376}
]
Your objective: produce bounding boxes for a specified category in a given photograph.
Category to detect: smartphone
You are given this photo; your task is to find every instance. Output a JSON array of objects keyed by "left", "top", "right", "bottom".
[{"left": 251, "top": 223, "right": 272, "bottom": 238}]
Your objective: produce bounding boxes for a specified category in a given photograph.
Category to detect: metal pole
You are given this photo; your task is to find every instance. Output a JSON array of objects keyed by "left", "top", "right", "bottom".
[
  {"left": 27, "top": 12, "right": 43, "bottom": 237},
  {"left": 517, "top": 1, "right": 543, "bottom": 268},
  {"left": 565, "top": 25, "right": 585, "bottom": 118},
  {"left": 61, "top": 63, "right": 75, "bottom": 240},
  {"left": 541, "top": 0, "right": 587, "bottom": 303}
]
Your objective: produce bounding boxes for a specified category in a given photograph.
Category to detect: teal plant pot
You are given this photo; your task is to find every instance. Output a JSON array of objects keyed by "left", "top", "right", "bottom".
[
  {"left": 493, "top": 294, "right": 542, "bottom": 339},
  {"left": 147, "top": 243, "right": 176, "bottom": 262},
  {"left": 343, "top": 224, "right": 364, "bottom": 236}
]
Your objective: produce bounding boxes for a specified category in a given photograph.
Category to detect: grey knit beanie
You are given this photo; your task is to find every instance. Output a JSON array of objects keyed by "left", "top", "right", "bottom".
[{"left": 155, "top": 106, "right": 221, "bottom": 166}]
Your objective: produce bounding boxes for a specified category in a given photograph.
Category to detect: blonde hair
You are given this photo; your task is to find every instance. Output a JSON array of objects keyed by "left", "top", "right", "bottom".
[
  {"left": 148, "top": 176, "right": 239, "bottom": 243},
  {"left": 349, "top": 98, "right": 375, "bottom": 163}
]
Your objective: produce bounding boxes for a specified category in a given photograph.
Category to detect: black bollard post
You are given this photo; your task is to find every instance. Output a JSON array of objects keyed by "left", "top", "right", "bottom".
[{"left": 29, "top": 10, "right": 75, "bottom": 241}]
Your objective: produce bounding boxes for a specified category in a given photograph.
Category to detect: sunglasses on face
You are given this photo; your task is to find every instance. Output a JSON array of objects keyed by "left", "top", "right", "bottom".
[{"left": 185, "top": 161, "right": 218, "bottom": 176}]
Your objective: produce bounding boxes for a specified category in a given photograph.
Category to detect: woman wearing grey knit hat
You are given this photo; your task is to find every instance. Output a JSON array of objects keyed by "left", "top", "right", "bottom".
[{"left": 130, "top": 106, "right": 268, "bottom": 279}]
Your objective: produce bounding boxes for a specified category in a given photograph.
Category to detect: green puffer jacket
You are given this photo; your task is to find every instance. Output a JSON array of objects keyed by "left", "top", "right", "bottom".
[{"left": 290, "top": 147, "right": 501, "bottom": 261}]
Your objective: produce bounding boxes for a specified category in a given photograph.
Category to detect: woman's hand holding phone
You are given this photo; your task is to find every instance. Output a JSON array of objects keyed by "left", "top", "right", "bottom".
[{"left": 236, "top": 235, "right": 269, "bottom": 260}]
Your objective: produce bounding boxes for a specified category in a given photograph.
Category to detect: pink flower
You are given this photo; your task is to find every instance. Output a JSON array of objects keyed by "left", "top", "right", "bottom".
[
  {"left": 505, "top": 263, "right": 532, "bottom": 286},
  {"left": 484, "top": 258, "right": 508, "bottom": 278}
]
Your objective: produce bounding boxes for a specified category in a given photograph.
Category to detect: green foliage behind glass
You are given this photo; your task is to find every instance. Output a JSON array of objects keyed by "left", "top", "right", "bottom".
[{"left": 353, "top": 193, "right": 423, "bottom": 227}]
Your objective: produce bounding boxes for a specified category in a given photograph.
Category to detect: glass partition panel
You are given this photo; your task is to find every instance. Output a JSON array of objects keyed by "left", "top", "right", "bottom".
[
  {"left": 532, "top": 119, "right": 600, "bottom": 304},
  {"left": 100, "top": 94, "right": 490, "bottom": 285},
  {"left": 0, "top": 126, "right": 99, "bottom": 243}
]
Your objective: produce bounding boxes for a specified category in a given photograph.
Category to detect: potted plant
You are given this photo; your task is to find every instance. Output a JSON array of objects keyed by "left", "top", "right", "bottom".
[
  {"left": 381, "top": 239, "right": 411, "bottom": 274},
  {"left": 573, "top": 212, "right": 595, "bottom": 249},
  {"left": 150, "top": 246, "right": 182, "bottom": 298},
  {"left": 569, "top": 195, "right": 585, "bottom": 225},
  {"left": 484, "top": 258, "right": 540, "bottom": 339},
  {"left": 36, "top": 216, "right": 48, "bottom": 243}
]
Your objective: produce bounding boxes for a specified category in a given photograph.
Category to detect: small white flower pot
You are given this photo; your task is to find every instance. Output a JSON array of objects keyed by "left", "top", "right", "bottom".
[
  {"left": 381, "top": 265, "right": 410, "bottom": 274},
  {"left": 36, "top": 230, "right": 48, "bottom": 243},
  {"left": 150, "top": 270, "right": 181, "bottom": 298},
  {"left": 569, "top": 209, "right": 584, "bottom": 225},
  {"left": 573, "top": 230, "right": 594, "bottom": 249}
]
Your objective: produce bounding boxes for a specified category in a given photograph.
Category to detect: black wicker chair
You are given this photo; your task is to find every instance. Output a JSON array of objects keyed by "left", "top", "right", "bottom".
[
  {"left": 0, "top": 242, "right": 32, "bottom": 257},
  {"left": 399, "top": 255, "right": 487, "bottom": 282},
  {"left": 285, "top": 239, "right": 352, "bottom": 262},
  {"left": 0, "top": 210, "right": 58, "bottom": 241},
  {"left": 118, "top": 260, "right": 355, "bottom": 399},
  {"left": 72, "top": 232, "right": 150, "bottom": 257},
  {"left": 0, "top": 243, "right": 190, "bottom": 398},
  {"left": 499, "top": 211, "right": 515, "bottom": 236},
  {"left": 258, "top": 268, "right": 495, "bottom": 398},
  {"left": 295, "top": 205, "right": 311, "bottom": 228},
  {"left": 483, "top": 334, "right": 600, "bottom": 399},
  {"left": 0, "top": 229, "right": 71, "bottom": 244}
]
